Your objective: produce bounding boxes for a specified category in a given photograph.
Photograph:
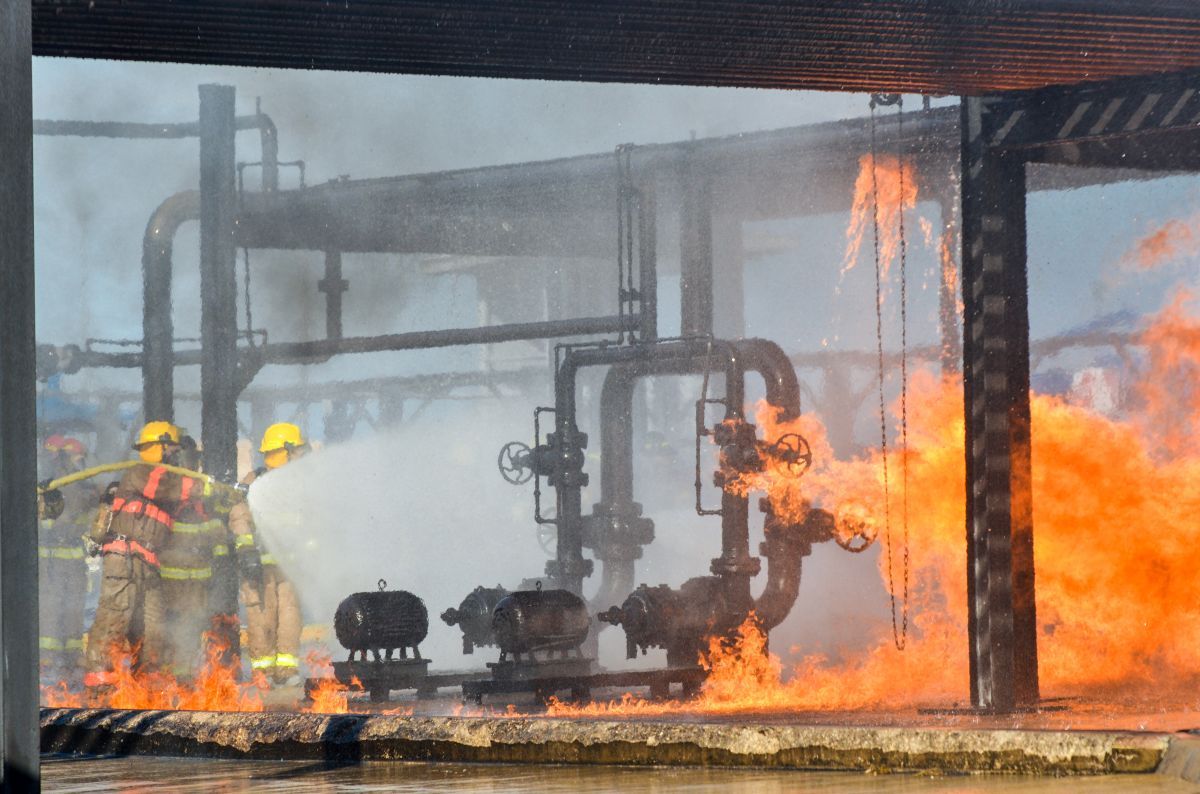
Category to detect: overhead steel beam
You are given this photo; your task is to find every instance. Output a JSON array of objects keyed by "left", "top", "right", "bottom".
[
  {"left": 29, "top": 1, "right": 1200, "bottom": 95},
  {"left": 0, "top": 0, "right": 39, "bottom": 788}
]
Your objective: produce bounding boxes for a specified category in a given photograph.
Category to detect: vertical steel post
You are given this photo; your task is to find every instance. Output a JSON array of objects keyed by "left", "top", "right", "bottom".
[
  {"left": 199, "top": 85, "right": 240, "bottom": 481},
  {"left": 637, "top": 184, "right": 657, "bottom": 342},
  {"left": 960, "top": 96, "right": 1039, "bottom": 712},
  {"left": 318, "top": 250, "right": 348, "bottom": 340},
  {"left": 679, "top": 151, "right": 713, "bottom": 337},
  {"left": 0, "top": 0, "right": 39, "bottom": 788}
]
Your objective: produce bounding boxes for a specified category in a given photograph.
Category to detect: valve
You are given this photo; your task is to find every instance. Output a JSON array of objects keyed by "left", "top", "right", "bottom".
[
  {"left": 497, "top": 441, "right": 534, "bottom": 485},
  {"left": 834, "top": 502, "right": 878, "bottom": 553},
  {"left": 767, "top": 433, "right": 813, "bottom": 478}
]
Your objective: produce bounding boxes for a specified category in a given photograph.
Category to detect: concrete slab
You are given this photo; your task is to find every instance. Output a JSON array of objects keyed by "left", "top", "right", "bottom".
[{"left": 40, "top": 708, "right": 1170, "bottom": 776}]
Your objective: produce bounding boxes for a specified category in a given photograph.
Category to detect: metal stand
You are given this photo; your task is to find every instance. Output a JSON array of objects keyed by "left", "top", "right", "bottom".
[{"left": 462, "top": 666, "right": 705, "bottom": 706}]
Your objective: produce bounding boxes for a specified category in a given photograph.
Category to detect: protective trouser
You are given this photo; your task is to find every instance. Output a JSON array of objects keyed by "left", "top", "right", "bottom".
[
  {"left": 240, "top": 564, "right": 301, "bottom": 681},
  {"left": 83, "top": 552, "right": 165, "bottom": 686},
  {"left": 38, "top": 551, "right": 87, "bottom": 672},
  {"left": 207, "top": 544, "right": 241, "bottom": 670},
  {"left": 161, "top": 577, "right": 211, "bottom": 680}
]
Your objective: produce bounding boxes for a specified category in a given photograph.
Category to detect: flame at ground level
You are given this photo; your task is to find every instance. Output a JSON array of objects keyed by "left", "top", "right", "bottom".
[{"left": 555, "top": 297, "right": 1200, "bottom": 717}]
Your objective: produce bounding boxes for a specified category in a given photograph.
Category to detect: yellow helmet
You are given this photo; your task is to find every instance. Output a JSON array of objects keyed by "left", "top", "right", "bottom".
[
  {"left": 134, "top": 420, "right": 181, "bottom": 449},
  {"left": 260, "top": 422, "right": 305, "bottom": 454}
]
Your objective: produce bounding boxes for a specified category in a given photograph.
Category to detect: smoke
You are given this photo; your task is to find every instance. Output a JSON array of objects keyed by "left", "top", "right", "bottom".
[{"left": 246, "top": 398, "right": 548, "bottom": 665}]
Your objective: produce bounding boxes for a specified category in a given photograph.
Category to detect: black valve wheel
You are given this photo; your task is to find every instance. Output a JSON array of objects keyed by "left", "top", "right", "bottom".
[
  {"left": 834, "top": 510, "right": 878, "bottom": 553},
  {"left": 498, "top": 441, "right": 534, "bottom": 485},
  {"left": 769, "top": 433, "right": 813, "bottom": 478}
]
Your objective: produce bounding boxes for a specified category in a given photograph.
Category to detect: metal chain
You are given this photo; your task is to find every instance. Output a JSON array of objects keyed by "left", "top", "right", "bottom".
[{"left": 868, "top": 94, "right": 908, "bottom": 651}]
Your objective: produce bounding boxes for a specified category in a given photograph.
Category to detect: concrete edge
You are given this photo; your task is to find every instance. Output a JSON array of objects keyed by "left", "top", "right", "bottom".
[
  {"left": 1157, "top": 733, "right": 1200, "bottom": 783},
  {"left": 39, "top": 708, "right": 1172, "bottom": 775}
]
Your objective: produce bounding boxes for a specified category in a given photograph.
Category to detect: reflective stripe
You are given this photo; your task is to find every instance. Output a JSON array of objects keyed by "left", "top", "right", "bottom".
[
  {"left": 39, "top": 546, "right": 84, "bottom": 560},
  {"left": 260, "top": 554, "right": 277, "bottom": 566},
  {"left": 234, "top": 533, "right": 256, "bottom": 549},
  {"left": 250, "top": 656, "right": 276, "bottom": 670},
  {"left": 143, "top": 466, "right": 167, "bottom": 501},
  {"left": 100, "top": 538, "right": 161, "bottom": 568},
  {"left": 212, "top": 544, "right": 230, "bottom": 557},
  {"left": 173, "top": 519, "right": 224, "bottom": 535},
  {"left": 111, "top": 497, "right": 173, "bottom": 529},
  {"left": 40, "top": 636, "right": 64, "bottom": 651},
  {"left": 179, "top": 476, "right": 195, "bottom": 505},
  {"left": 160, "top": 565, "right": 213, "bottom": 581},
  {"left": 65, "top": 638, "right": 85, "bottom": 651},
  {"left": 274, "top": 653, "right": 299, "bottom": 669},
  {"left": 40, "top": 519, "right": 54, "bottom": 530}
]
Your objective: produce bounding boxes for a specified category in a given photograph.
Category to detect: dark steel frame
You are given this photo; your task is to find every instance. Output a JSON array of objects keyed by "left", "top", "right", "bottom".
[
  {"left": 960, "top": 67, "right": 1200, "bottom": 712},
  {"left": 1, "top": 2, "right": 38, "bottom": 789}
]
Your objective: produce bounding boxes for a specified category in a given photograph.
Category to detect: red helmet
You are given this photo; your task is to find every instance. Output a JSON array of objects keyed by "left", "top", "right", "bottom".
[{"left": 43, "top": 434, "right": 85, "bottom": 457}]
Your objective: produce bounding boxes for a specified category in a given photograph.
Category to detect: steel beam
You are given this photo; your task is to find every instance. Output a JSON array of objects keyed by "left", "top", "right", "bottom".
[
  {"left": 0, "top": 0, "right": 39, "bottom": 788},
  {"left": 960, "top": 96, "right": 1039, "bottom": 712},
  {"left": 318, "top": 250, "right": 347, "bottom": 340},
  {"left": 198, "top": 84, "right": 240, "bottom": 481}
]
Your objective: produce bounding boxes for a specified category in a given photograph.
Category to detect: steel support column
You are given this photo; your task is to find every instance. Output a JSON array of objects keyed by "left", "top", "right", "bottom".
[
  {"left": 960, "top": 96, "right": 1038, "bottom": 712},
  {"left": 319, "top": 250, "right": 348, "bottom": 340},
  {"left": 198, "top": 84, "right": 240, "bottom": 481},
  {"left": 712, "top": 213, "right": 745, "bottom": 339},
  {"left": 0, "top": 1, "right": 39, "bottom": 788}
]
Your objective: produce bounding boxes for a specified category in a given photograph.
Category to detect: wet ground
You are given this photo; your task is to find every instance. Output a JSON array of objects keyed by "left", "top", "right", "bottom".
[{"left": 38, "top": 757, "right": 1200, "bottom": 793}]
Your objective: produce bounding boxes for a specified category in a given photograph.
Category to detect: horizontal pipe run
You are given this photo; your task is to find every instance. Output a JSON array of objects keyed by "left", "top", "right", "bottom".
[
  {"left": 87, "top": 315, "right": 638, "bottom": 369},
  {"left": 34, "top": 114, "right": 272, "bottom": 140}
]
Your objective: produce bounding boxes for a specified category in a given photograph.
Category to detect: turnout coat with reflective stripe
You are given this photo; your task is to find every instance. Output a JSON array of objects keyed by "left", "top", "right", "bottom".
[{"left": 108, "top": 462, "right": 205, "bottom": 553}]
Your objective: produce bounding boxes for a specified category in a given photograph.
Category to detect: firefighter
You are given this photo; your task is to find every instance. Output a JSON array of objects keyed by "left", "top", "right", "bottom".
[
  {"left": 38, "top": 435, "right": 95, "bottom": 680},
  {"left": 159, "top": 436, "right": 228, "bottom": 680},
  {"left": 230, "top": 422, "right": 305, "bottom": 686},
  {"left": 82, "top": 421, "right": 207, "bottom": 693}
]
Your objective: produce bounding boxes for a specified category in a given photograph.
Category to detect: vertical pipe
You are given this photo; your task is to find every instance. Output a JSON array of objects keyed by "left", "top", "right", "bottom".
[
  {"left": 960, "top": 96, "right": 1039, "bottom": 712},
  {"left": 319, "top": 250, "right": 347, "bottom": 340},
  {"left": 142, "top": 191, "right": 200, "bottom": 422},
  {"left": 0, "top": 0, "right": 39, "bottom": 787},
  {"left": 199, "top": 84, "right": 241, "bottom": 481},
  {"left": 679, "top": 151, "right": 713, "bottom": 337},
  {"left": 638, "top": 183, "right": 658, "bottom": 342}
]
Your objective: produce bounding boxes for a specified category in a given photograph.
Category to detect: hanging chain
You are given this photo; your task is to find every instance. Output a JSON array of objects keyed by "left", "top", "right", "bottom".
[
  {"left": 869, "top": 93, "right": 909, "bottom": 651},
  {"left": 242, "top": 247, "right": 255, "bottom": 348}
]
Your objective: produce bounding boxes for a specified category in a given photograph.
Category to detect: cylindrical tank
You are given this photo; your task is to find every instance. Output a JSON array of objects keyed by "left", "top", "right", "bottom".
[
  {"left": 492, "top": 588, "right": 590, "bottom": 657},
  {"left": 440, "top": 585, "right": 509, "bottom": 654},
  {"left": 334, "top": 587, "right": 429, "bottom": 655}
]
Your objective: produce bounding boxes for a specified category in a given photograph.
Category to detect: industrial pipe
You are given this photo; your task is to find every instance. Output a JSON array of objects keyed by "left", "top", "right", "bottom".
[
  {"left": 142, "top": 190, "right": 200, "bottom": 422},
  {"left": 34, "top": 113, "right": 279, "bottom": 192}
]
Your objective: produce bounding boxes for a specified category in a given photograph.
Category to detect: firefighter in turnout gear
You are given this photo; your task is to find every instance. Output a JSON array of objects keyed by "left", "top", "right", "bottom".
[
  {"left": 38, "top": 435, "right": 95, "bottom": 680},
  {"left": 83, "top": 421, "right": 207, "bottom": 692},
  {"left": 159, "top": 436, "right": 228, "bottom": 680},
  {"left": 230, "top": 422, "right": 306, "bottom": 685}
]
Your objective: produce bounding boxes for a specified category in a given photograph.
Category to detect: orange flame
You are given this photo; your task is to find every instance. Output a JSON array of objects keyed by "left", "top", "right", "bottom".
[
  {"left": 301, "top": 650, "right": 359, "bottom": 714},
  {"left": 553, "top": 292, "right": 1200, "bottom": 717},
  {"left": 1122, "top": 213, "right": 1200, "bottom": 270},
  {"left": 842, "top": 153, "right": 918, "bottom": 279}
]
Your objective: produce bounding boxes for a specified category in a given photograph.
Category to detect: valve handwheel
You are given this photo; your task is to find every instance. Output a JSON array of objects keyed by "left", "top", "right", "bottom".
[
  {"left": 497, "top": 441, "right": 534, "bottom": 485},
  {"left": 769, "top": 433, "right": 813, "bottom": 478},
  {"left": 835, "top": 510, "right": 878, "bottom": 554}
]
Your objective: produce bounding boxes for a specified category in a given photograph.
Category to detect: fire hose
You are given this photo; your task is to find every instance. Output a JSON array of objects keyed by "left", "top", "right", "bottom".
[{"left": 38, "top": 460, "right": 243, "bottom": 498}]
